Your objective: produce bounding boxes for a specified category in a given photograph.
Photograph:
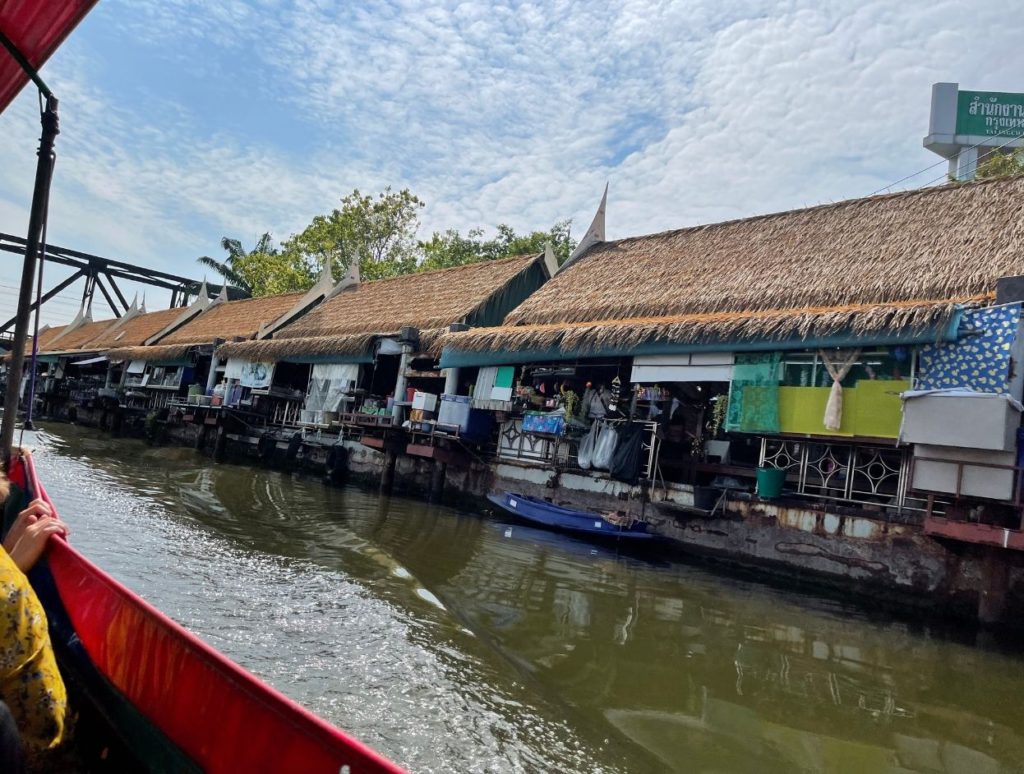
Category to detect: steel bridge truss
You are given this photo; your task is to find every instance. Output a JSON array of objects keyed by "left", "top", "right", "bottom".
[{"left": 0, "top": 231, "right": 235, "bottom": 332}]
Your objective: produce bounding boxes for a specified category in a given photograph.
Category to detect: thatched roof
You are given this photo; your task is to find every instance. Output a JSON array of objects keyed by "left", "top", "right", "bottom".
[
  {"left": 156, "top": 292, "right": 304, "bottom": 347},
  {"left": 445, "top": 177, "right": 1024, "bottom": 355},
  {"left": 443, "top": 299, "right": 971, "bottom": 354},
  {"left": 217, "top": 327, "right": 447, "bottom": 362},
  {"left": 42, "top": 318, "right": 117, "bottom": 354},
  {"left": 219, "top": 332, "right": 387, "bottom": 362},
  {"left": 107, "top": 343, "right": 196, "bottom": 363},
  {"left": 1, "top": 325, "right": 68, "bottom": 361},
  {"left": 273, "top": 254, "right": 542, "bottom": 341},
  {"left": 79, "top": 306, "right": 190, "bottom": 352},
  {"left": 32, "top": 325, "right": 68, "bottom": 351}
]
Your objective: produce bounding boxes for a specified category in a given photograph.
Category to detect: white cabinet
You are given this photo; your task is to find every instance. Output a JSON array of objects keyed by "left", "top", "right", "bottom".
[{"left": 902, "top": 391, "right": 1021, "bottom": 451}]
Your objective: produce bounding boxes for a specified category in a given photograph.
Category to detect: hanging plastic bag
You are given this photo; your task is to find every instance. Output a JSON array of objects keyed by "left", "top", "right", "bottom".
[
  {"left": 577, "top": 422, "right": 600, "bottom": 470},
  {"left": 593, "top": 422, "right": 619, "bottom": 470}
]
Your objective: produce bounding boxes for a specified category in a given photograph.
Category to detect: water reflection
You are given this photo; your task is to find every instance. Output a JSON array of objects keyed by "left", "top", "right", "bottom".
[{"left": 29, "top": 425, "right": 1024, "bottom": 773}]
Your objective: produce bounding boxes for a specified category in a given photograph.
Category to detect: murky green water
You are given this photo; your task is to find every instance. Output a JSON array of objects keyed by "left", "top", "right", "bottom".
[{"left": 24, "top": 423, "right": 1024, "bottom": 772}]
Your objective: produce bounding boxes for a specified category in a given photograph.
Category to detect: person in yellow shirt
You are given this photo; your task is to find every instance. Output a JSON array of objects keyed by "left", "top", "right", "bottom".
[{"left": 0, "top": 494, "right": 70, "bottom": 771}]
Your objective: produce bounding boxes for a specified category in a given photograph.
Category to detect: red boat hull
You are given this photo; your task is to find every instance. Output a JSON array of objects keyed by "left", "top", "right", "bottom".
[{"left": 17, "top": 452, "right": 403, "bottom": 774}]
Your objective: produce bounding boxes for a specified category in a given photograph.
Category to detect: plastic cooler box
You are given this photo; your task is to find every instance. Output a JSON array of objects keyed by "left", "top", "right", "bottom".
[{"left": 438, "top": 394, "right": 493, "bottom": 441}]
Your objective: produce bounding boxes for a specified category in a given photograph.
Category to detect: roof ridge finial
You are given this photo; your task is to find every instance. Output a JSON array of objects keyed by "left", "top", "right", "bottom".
[
  {"left": 558, "top": 182, "right": 607, "bottom": 274},
  {"left": 542, "top": 242, "right": 559, "bottom": 277}
]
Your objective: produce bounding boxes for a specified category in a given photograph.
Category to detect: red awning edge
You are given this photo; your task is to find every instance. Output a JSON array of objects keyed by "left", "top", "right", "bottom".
[{"left": 0, "top": 0, "right": 99, "bottom": 114}]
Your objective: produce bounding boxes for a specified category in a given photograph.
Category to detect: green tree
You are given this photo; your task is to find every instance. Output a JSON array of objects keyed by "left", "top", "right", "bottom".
[
  {"left": 417, "top": 228, "right": 486, "bottom": 270},
  {"left": 283, "top": 188, "right": 424, "bottom": 281},
  {"left": 975, "top": 147, "right": 1024, "bottom": 180},
  {"left": 419, "top": 219, "right": 576, "bottom": 271},
  {"left": 197, "top": 233, "right": 313, "bottom": 297},
  {"left": 232, "top": 250, "right": 315, "bottom": 296}
]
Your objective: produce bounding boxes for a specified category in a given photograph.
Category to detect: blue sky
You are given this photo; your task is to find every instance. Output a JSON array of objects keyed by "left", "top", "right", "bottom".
[{"left": 0, "top": 0, "right": 1020, "bottom": 326}]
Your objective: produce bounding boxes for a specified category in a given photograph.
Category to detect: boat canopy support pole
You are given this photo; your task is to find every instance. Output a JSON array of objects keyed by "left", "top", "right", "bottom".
[{"left": 1, "top": 96, "right": 59, "bottom": 458}]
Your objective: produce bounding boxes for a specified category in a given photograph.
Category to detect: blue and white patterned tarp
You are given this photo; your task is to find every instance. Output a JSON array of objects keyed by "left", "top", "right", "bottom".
[{"left": 916, "top": 304, "right": 1021, "bottom": 394}]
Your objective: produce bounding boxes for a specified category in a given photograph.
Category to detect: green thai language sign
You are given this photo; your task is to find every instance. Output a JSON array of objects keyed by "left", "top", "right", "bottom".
[{"left": 956, "top": 90, "right": 1024, "bottom": 137}]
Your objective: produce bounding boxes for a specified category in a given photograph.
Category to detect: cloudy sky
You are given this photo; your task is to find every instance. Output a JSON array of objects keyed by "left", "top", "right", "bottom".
[{"left": 0, "top": 0, "right": 1019, "bottom": 326}]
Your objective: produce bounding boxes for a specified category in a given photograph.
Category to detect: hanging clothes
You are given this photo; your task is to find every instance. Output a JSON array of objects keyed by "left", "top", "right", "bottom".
[
  {"left": 610, "top": 423, "right": 646, "bottom": 485},
  {"left": 818, "top": 349, "right": 861, "bottom": 431}
]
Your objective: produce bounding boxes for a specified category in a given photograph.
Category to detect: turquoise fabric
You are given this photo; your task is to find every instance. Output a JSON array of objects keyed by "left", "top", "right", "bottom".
[
  {"left": 917, "top": 304, "right": 1020, "bottom": 394},
  {"left": 725, "top": 352, "right": 781, "bottom": 433}
]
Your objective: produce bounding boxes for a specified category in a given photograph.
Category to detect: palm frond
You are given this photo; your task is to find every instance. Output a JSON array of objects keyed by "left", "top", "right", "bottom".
[{"left": 196, "top": 255, "right": 250, "bottom": 294}]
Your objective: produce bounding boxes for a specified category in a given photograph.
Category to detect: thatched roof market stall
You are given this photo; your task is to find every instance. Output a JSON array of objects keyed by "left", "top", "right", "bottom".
[
  {"left": 213, "top": 252, "right": 555, "bottom": 428},
  {"left": 440, "top": 178, "right": 1024, "bottom": 366},
  {"left": 437, "top": 177, "right": 1024, "bottom": 503},
  {"left": 218, "top": 252, "right": 553, "bottom": 364}
]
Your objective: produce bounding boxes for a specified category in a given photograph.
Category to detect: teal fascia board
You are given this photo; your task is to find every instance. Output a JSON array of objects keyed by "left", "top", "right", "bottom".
[
  {"left": 282, "top": 353, "right": 373, "bottom": 365},
  {"left": 33, "top": 354, "right": 60, "bottom": 364},
  {"left": 439, "top": 312, "right": 964, "bottom": 369}
]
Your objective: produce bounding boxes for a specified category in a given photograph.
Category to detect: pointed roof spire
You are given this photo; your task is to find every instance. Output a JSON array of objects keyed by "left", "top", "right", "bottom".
[
  {"left": 140, "top": 293, "right": 147, "bottom": 314},
  {"left": 100, "top": 292, "right": 144, "bottom": 337},
  {"left": 558, "top": 182, "right": 607, "bottom": 274},
  {"left": 542, "top": 243, "right": 559, "bottom": 277},
  {"left": 318, "top": 258, "right": 334, "bottom": 285},
  {"left": 144, "top": 280, "right": 215, "bottom": 345},
  {"left": 339, "top": 258, "right": 360, "bottom": 291},
  {"left": 257, "top": 258, "right": 345, "bottom": 339}
]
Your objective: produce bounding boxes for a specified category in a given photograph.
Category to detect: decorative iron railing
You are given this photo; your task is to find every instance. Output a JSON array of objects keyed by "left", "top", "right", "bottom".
[{"left": 758, "top": 437, "right": 919, "bottom": 515}]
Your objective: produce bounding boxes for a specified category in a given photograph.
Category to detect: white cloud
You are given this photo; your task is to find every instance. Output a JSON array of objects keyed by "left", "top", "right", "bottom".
[{"left": 0, "top": 0, "right": 1019, "bottom": 327}]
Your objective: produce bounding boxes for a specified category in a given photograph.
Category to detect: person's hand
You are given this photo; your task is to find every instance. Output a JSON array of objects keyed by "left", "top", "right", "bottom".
[
  {"left": 7, "top": 516, "right": 68, "bottom": 573},
  {"left": 3, "top": 499, "right": 54, "bottom": 554}
]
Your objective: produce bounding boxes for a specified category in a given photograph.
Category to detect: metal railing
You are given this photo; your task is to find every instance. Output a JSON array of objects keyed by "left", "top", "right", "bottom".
[{"left": 759, "top": 438, "right": 917, "bottom": 514}]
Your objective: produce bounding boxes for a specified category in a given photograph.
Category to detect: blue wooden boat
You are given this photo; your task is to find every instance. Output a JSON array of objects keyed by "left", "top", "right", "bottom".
[{"left": 487, "top": 492, "right": 657, "bottom": 540}]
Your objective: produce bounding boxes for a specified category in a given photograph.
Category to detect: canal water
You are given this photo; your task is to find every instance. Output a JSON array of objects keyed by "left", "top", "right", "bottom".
[{"left": 25, "top": 423, "right": 1024, "bottom": 772}]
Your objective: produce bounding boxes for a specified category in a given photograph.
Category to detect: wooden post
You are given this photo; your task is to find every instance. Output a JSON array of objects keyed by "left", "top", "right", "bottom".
[
  {"left": 380, "top": 450, "right": 397, "bottom": 493},
  {"left": 978, "top": 548, "right": 1010, "bottom": 626},
  {"left": 195, "top": 424, "right": 209, "bottom": 451},
  {"left": 213, "top": 425, "right": 228, "bottom": 463},
  {"left": 429, "top": 461, "right": 447, "bottom": 502}
]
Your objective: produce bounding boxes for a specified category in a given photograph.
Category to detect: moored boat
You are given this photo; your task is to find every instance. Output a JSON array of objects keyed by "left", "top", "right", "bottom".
[
  {"left": 487, "top": 491, "right": 656, "bottom": 541},
  {"left": 10, "top": 449, "right": 403, "bottom": 772}
]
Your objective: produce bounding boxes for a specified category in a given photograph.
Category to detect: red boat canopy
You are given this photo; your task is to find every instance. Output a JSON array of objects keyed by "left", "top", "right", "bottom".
[{"left": 0, "top": 0, "right": 98, "bottom": 113}]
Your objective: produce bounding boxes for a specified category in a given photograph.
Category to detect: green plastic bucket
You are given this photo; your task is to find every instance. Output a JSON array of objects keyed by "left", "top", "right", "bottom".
[{"left": 756, "top": 467, "right": 786, "bottom": 498}]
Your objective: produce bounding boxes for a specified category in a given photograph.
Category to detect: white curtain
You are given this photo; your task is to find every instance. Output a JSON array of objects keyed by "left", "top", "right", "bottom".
[
  {"left": 475, "top": 366, "right": 498, "bottom": 400},
  {"left": 305, "top": 363, "right": 359, "bottom": 414},
  {"left": 224, "top": 358, "right": 245, "bottom": 381},
  {"left": 819, "top": 349, "right": 860, "bottom": 431}
]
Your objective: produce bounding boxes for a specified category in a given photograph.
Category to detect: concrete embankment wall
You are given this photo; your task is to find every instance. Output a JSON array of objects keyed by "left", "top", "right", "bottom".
[{"left": 68, "top": 406, "right": 1024, "bottom": 627}]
